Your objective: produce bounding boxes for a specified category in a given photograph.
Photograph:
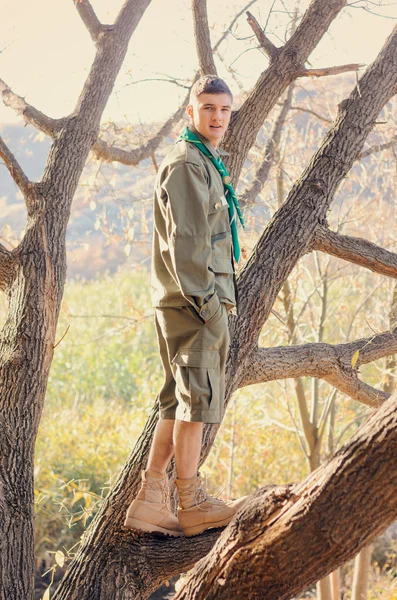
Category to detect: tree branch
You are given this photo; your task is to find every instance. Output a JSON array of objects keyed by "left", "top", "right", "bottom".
[
  {"left": 174, "top": 396, "right": 397, "bottom": 600},
  {"left": 240, "top": 83, "right": 294, "bottom": 207},
  {"left": 295, "top": 63, "right": 363, "bottom": 78},
  {"left": 192, "top": 0, "right": 217, "bottom": 75},
  {"left": 289, "top": 105, "right": 333, "bottom": 123},
  {"left": 240, "top": 326, "right": 397, "bottom": 407},
  {"left": 92, "top": 92, "right": 187, "bottom": 164},
  {"left": 246, "top": 10, "right": 278, "bottom": 60},
  {"left": 0, "top": 78, "right": 62, "bottom": 137},
  {"left": 312, "top": 226, "right": 397, "bottom": 279},
  {"left": 74, "top": 0, "right": 105, "bottom": 42},
  {"left": 359, "top": 134, "right": 397, "bottom": 159},
  {"left": 0, "top": 135, "right": 32, "bottom": 199},
  {"left": 212, "top": 0, "right": 259, "bottom": 53}
]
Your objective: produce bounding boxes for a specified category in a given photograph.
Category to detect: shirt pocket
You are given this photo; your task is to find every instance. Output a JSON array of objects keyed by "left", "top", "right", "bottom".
[{"left": 208, "top": 189, "right": 230, "bottom": 236}]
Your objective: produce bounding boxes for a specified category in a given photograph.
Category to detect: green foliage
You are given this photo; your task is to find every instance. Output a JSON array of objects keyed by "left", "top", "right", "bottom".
[
  {"left": 34, "top": 267, "right": 161, "bottom": 560},
  {"left": 48, "top": 268, "right": 161, "bottom": 407}
]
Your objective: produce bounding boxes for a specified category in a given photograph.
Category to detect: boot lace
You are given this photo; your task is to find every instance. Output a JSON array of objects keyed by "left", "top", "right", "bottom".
[
  {"left": 186, "top": 473, "right": 225, "bottom": 510},
  {"left": 146, "top": 479, "right": 171, "bottom": 510}
]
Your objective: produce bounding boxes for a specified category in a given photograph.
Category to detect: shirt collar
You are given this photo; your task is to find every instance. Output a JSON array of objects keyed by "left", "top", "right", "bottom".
[{"left": 188, "top": 125, "right": 229, "bottom": 159}]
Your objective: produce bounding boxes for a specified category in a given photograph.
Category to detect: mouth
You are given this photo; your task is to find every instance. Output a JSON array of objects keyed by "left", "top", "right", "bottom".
[{"left": 210, "top": 125, "right": 223, "bottom": 131}]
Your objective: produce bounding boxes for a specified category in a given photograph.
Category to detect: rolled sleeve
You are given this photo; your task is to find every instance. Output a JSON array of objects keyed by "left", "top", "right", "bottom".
[{"left": 162, "top": 162, "right": 218, "bottom": 320}]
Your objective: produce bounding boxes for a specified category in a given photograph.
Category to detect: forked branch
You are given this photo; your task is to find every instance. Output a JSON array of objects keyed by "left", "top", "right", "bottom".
[
  {"left": 74, "top": 0, "right": 105, "bottom": 42},
  {"left": 246, "top": 10, "right": 278, "bottom": 59},
  {"left": 240, "top": 327, "right": 397, "bottom": 407},
  {"left": 92, "top": 93, "right": 187, "bottom": 164}
]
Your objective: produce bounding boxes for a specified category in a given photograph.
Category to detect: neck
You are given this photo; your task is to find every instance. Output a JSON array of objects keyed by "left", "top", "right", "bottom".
[{"left": 189, "top": 124, "right": 219, "bottom": 150}]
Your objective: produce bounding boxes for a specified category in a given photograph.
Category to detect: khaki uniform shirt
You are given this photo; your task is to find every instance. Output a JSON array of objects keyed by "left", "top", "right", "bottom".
[{"left": 151, "top": 127, "right": 237, "bottom": 322}]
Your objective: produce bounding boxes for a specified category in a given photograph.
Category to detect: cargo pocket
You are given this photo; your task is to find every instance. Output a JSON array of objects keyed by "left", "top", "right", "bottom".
[
  {"left": 210, "top": 255, "right": 234, "bottom": 275},
  {"left": 172, "top": 349, "right": 220, "bottom": 413}
]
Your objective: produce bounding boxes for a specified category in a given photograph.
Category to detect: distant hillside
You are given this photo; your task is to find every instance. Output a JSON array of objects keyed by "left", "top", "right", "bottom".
[
  {"left": 0, "top": 122, "right": 167, "bottom": 279},
  {"left": 1, "top": 74, "right": 393, "bottom": 280}
]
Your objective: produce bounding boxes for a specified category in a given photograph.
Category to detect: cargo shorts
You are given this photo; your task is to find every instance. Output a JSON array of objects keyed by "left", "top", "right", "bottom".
[{"left": 154, "top": 299, "right": 230, "bottom": 424}]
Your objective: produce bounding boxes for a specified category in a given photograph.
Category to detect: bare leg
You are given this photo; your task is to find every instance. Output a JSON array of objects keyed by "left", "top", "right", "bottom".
[
  {"left": 174, "top": 420, "right": 203, "bottom": 479},
  {"left": 146, "top": 418, "right": 175, "bottom": 474}
]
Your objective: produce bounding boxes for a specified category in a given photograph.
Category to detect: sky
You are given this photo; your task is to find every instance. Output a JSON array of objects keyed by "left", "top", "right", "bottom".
[{"left": 0, "top": 0, "right": 396, "bottom": 126}]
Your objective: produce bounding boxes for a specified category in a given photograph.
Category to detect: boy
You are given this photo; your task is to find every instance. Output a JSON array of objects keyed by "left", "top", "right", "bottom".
[{"left": 125, "top": 75, "right": 245, "bottom": 537}]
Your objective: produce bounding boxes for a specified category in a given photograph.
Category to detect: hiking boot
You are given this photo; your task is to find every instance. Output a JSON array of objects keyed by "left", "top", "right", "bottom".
[
  {"left": 175, "top": 472, "right": 247, "bottom": 537},
  {"left": 124, "top": 469, "right": 183, "bottom": 537}
]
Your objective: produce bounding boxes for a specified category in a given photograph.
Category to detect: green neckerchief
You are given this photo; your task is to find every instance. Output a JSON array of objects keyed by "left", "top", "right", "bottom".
[{"left": 179, "top": 126, "right": 245, "bottom": 263}]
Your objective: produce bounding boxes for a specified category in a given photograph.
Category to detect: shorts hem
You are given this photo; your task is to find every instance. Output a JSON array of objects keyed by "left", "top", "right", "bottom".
[{"left": 176, "top": 408, "right": 222, "bottom": 424}]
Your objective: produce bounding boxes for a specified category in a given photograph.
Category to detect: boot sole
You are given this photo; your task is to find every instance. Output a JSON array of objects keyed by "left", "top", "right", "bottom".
[
  {"left": 124, "top": 517, "right": 183, "bottom": 537},
  {"left": 182, "top": 516, "right": 233, "bottom": 537}
]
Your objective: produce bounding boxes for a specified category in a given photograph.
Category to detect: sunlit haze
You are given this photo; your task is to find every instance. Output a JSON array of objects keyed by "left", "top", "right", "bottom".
[{"left": 0, "top": 0, "right": 396, "bottom": 125}]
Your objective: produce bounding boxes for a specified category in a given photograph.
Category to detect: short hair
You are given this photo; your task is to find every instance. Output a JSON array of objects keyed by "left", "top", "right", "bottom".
[{"left": 189, "top": 75, "right": 233, "bottom": 104}]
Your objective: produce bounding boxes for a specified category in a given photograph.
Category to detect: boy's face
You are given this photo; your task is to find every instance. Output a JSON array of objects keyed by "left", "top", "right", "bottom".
[{"left": 187, "top": 92, "right": 232, "bottom": 148}]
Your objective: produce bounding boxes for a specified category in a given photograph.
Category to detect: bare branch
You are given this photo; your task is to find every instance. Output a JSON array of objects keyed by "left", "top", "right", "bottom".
[
  {"left": 0, "top": 135, "right": 32, "bottom": 199},
  {"left": 74, "top": 0, "right": 105, "bottom": 42},
  {"left": 240, "top": 83, "right": 294, "bottom": 206},
  {"left": 359, "top": 134, "right": 397, "bottom": 159},
  {"left": 246, "top": 10, "right": 279, "bottom": 59},
  {"left": 192, "top": 0, "right": 217, "bottom": 75},
  {"left": 312, "top": 226, "right": 397, "bottom": 279},
  {"left": 240, "top": 326, "right": 397, "bottom": 407},
  {"left": 92, "top": 92, "right": 187, "bottom": 164},
  {"left": 295, "top": 63, "right": 363, "bottom": 78},
  {"left": 212, "top": 0, "right": 259, "bottom": 53},
  {"left": 289, "top": 105, "right": 333, "bottom": 123},
  {"left": 0, "top": 78, "right": 61, "bottom": 137}
]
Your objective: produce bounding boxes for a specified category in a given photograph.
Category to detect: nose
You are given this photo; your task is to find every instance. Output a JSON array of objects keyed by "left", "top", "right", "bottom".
[{"left": 211, "top": 109, "right": 223, "bottom": 122}]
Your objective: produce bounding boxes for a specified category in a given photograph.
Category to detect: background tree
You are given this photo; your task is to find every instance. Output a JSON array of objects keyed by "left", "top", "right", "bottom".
[{"left": 0, "top": 1, "right": 397, "bottom": 599}]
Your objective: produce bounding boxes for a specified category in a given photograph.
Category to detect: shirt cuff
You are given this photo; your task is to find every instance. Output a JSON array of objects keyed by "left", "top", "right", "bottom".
[{"left": 199, "top": 293, "right": 221, "bottom": 323}]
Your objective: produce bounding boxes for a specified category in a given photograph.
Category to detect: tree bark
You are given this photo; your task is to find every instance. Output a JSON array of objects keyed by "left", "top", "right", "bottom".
[
  {"left": 172, "top": 396, "right": 397, "bottom": 600},
  {"left": 192, "top": 0, "right": 217, "bottom": 75}
]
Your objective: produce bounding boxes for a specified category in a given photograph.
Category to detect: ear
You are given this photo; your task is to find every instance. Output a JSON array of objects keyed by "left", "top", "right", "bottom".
[{"left": 186, "top": 104, "right": 194, "bottom": 122}]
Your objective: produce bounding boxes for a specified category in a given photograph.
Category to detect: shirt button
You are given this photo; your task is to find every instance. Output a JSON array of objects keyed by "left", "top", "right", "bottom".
[
  {"left": 201, "top": 310, "right": 207, "bottom": 317},
  {"left": 215, "top": 202, "right": 221, "bottom": 209}
]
